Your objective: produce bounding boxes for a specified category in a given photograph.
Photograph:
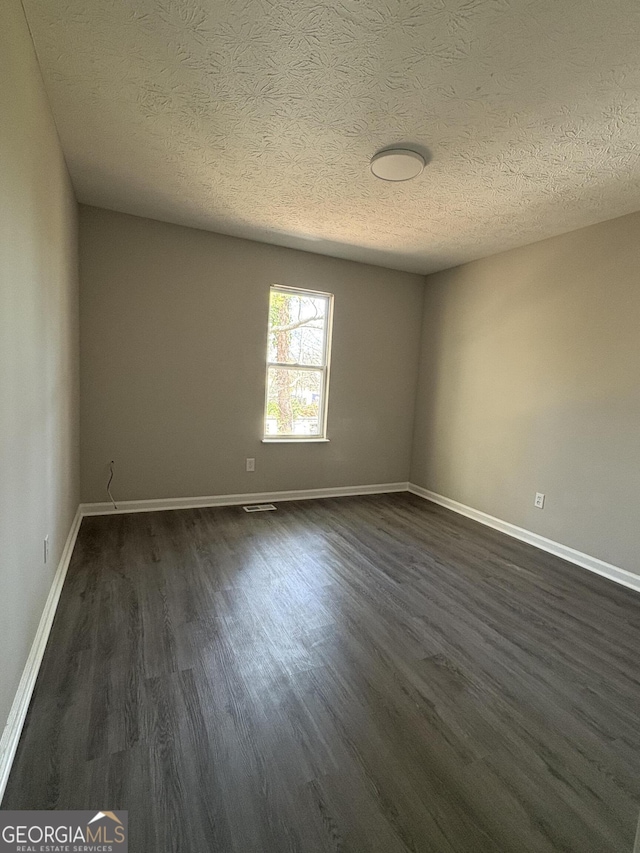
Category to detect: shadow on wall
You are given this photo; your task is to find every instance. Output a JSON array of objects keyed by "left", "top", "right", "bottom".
[
  {"left": 410, "top": 238, "right": 640, "bottom": 571},
  {"left": 413, "top": 241, "right": 601, "bottom": 494}
]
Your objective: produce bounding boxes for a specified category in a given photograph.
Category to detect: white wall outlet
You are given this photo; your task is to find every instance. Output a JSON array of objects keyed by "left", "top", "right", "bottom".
[
  {"left": 534, "top": 492, "right": 545, "bottom": 509},
  {"left": 43, "top": 535, "right": 49, "bottom": 564},
  {"left": 246, "top": 457, "right": 255, "bottom": 472}
]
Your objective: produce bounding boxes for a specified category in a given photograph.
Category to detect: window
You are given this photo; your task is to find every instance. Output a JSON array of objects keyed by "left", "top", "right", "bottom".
[{"left": 264, "top": 285, "right": 333, "bottom": 440}]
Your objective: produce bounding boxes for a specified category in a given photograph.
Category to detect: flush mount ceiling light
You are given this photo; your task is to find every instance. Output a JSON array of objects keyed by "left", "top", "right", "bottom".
[{"left": 370, "top": 148, "right": 425, "bottom": 182}]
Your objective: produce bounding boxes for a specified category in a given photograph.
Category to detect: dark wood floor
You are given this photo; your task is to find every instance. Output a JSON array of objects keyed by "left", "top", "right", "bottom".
[{"left": 4, "top": 493, "right": 640, "bottom": 852}]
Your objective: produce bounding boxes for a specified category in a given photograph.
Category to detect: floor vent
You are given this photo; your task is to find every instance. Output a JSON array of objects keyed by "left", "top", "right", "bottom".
[{"left": 242, "top": 504, "right": 277, "bottom": 513}]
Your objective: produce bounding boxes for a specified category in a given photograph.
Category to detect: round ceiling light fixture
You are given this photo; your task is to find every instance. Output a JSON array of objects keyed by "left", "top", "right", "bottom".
[{"left": 370, "top": 148, "right": 425, "bottom": 182}]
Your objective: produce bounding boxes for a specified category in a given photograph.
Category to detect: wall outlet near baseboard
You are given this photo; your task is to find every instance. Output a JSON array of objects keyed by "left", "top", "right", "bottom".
[
  {"left": 246, "top": 457, "right": 255, "bottom": 472},
  {"left": 534, "top": 492, "right": 545, "bottom": 509}
]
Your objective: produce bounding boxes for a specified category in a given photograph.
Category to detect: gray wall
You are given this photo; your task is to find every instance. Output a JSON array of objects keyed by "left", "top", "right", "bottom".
[
  {"left": 79, "top": 206, "right": 424, "bottom": 502},
  {"left": 0, "top": 1, "right": 79, "bottom": 737},
  {"left": 411, "top": 211, "right": 640, "bottom": 574}
]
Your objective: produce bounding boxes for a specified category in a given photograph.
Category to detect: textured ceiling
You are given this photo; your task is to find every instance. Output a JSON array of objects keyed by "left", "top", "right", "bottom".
[{"left": 23, "top": 0, "right": 640, "bottom": 273}]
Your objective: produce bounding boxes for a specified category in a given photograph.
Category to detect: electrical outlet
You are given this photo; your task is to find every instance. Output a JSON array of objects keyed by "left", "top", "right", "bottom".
[
  {"left": 534, "top": 492, "right": 545, "bottom": 509},
  {"left": 246, "top": 457, "right": 255, "bottom": 472},
  {"left": 43, "top": 535, "right": 49, "bottom": 564}
]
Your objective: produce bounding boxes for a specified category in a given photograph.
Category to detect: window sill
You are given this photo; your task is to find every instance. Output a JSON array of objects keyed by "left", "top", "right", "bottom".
[{"left": 261, "top": 438, "right": 330, "bottom": 444}]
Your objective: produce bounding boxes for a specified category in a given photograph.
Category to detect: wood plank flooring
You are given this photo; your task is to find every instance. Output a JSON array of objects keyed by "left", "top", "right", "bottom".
[{"left": 3, "top": 493, "right": 640, "bottom": 852}]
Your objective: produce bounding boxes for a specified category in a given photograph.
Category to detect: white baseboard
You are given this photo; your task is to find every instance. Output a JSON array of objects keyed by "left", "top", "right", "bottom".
[
  {"left": 80, "top": 482, "right": 409, "bottom": 516},
  {"left": 0, "top": 507, "right": 83, "bottom": 805},
  {"left": 408, "top": 483, "right": 640, "bottom": 595}
]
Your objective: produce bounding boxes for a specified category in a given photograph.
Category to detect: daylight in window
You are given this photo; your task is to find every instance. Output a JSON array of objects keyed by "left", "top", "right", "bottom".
[{"left": 264, "top": 286, "right": 333, "bottom": 439}]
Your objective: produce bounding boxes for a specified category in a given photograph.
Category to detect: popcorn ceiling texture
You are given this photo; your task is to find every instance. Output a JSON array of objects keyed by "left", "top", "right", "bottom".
[{"left": 23, "top": 0, "right": 640, "bottom": 273}]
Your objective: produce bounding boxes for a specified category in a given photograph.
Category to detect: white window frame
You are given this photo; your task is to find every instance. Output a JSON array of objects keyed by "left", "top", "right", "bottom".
[{"left": 262, "top": 284, "right": 334, "bottom": 443}]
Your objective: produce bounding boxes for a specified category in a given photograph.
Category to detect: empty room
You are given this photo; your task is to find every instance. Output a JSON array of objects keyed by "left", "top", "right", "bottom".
[{"left": 1, "top": 0, "right": 639, "bottom": 850}]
